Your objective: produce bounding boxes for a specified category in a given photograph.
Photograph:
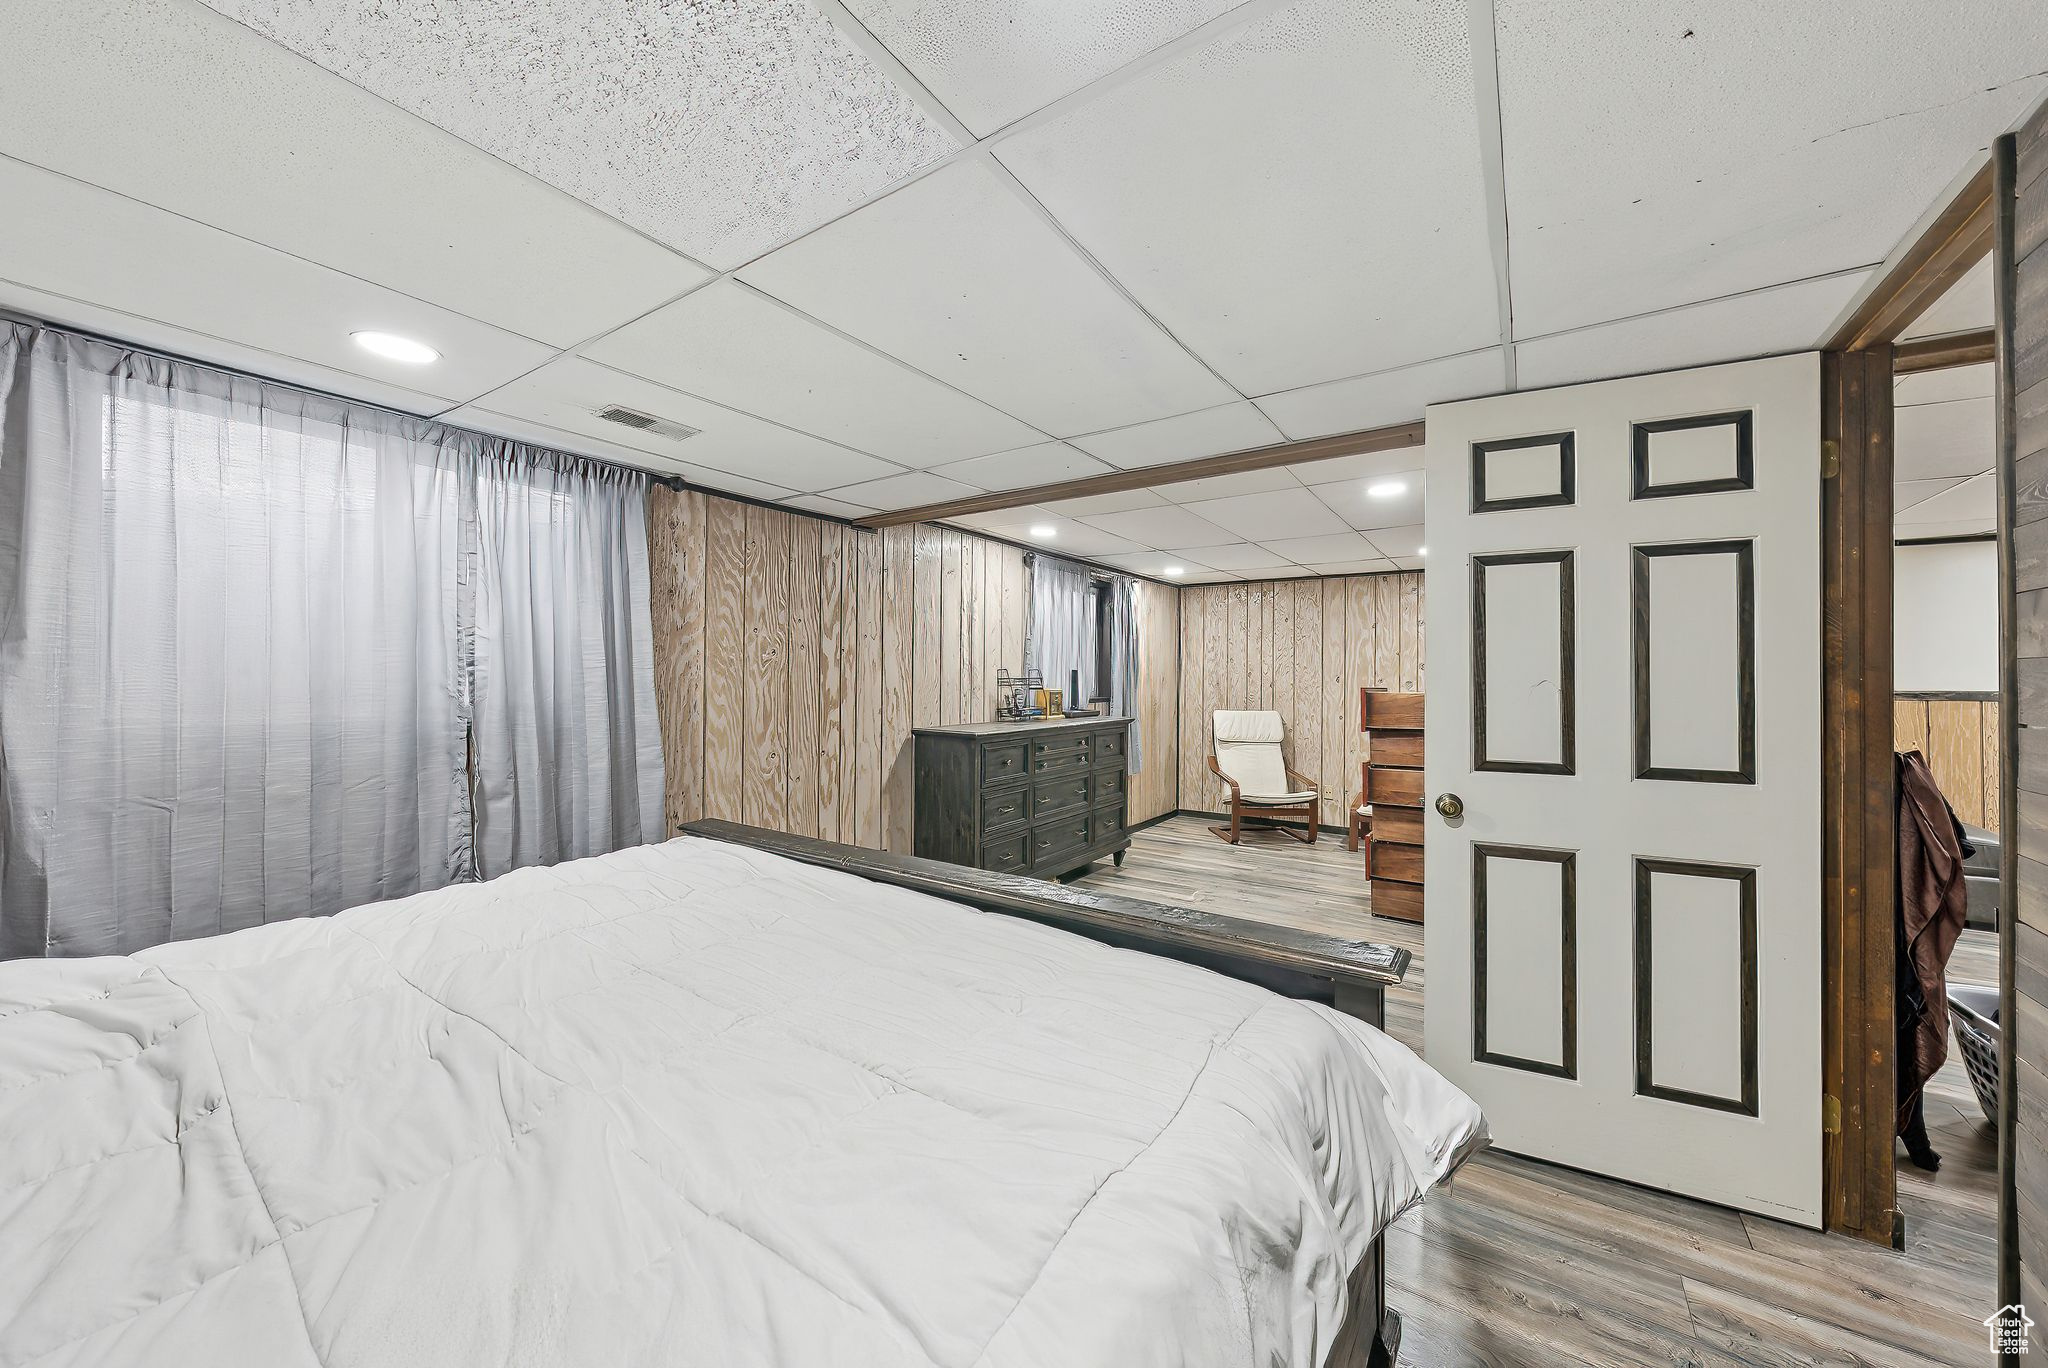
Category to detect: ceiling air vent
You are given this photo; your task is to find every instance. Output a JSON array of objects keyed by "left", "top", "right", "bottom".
[{"left": 595, "top": 404, "right": 698, "bottom": 442}]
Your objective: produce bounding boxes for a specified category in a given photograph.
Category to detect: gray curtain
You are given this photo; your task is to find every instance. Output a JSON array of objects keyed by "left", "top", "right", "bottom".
[
  {"left": 1026, "top": 553, "right": 1097, "bottom": 708},
  {"left": 0, "top": 321, "right": 664, "bottom": 958},
  {"left": 472, "top": 446, "right": 663, "bottom": 876},
  {"left": 1106, "top": 576, "right": 1143, "bottom": 774}
]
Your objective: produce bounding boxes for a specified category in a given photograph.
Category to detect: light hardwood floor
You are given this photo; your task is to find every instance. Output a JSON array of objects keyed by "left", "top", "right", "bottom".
[{"left": 1077, "top": 816, "right": 2001, "bottom": 1367}]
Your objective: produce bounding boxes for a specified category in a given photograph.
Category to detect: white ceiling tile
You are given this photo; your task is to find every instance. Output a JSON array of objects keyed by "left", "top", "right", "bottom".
[
  {"left": 1895, "top": 362, "right": 1995, "bottom": 406},
  {"left": 782, "top": 493, "right": 879, "bottom": 520},
  {"left": 943, "top": 506, "right": 1055, "bottom": 536},
  {"left": 1166, "top": 543, "right": 1293, "bottom": 572},
  {"left": 1080, "top": 504, "right": 1237, "bottom": 547},
  {"left": 823, "top": 469, "right": 982, "bottom": 511},
  {"left": 442, "top": 404, "right": 802, "bottom": 502},
  {"left": 1894, "top": 477, "right": 1969, "bottom": 514},
  {"left": 930, "top": 442, "right": 1114, "bottom": 491},
  {"left": 1894, "top": 521, "right": 1995, "bottom": 541},
  {"left": 1260, "top": 532, "right": 1379, "bottom": 564},
  {"left": 1896, "top": 397, "right": 1995, "bottom": 482},
  {"left": 1901, "top": 255, "right": 1994, "bottom": 340},
  {"left": 1095, "top": 550, "right": 1217, "bottom": 582},
  {"left": 1042, "top": 488, "right": 1170, "bottom": 517},
  {"left": 1180, "top": 488, "right": 1349, "bottom": 541},
  {"left": 1012, "top": 518, "right": 1144, "bottom": 557},
  {"left": 1389, "top": 556, "right": 1427, "bottom": 572},
  {"left": 584, "top": 280, "right": 1044, "bottom": 465},
  {"left": 841, "top": 0, "right": 1240, "bottom": 137},
  {"left": 1511, "top": 271, "right": 1872, "bottom": 391},
  {"left": 0, "top": 156, "right": 552, "bottom": 408},
  {"left": 1494, "top": 0, "right": 2048, "bottom": 337},
  {"left": 474, "top": 356, "right": 901, "bottom": 492},
  {"left": 1071, "top": 402, "right": 1285, "bottom": 469},
  {"left": 0, "top": 277, "right": 450, "bottom": 419},
  {"left": 1896, "top": 471, "right": 1994, "bottom": 528},
  {"left": 997, "top": 0, "right": 1501, "bottom": 395},
  {"left": 1304, "top": 558, "right": 1399, "bottom": 576},
  {"left": 1361, "top": 523, "right": 1425, "bottom": 558},
  {"left": 1304, "top": 471, "right": 1425, "bottom": 532},
  {"left": 1283, "top": 447, "right": 1426, "bottom": 487},
  {"left": 740, "top": 159, "right": 1234, "bottom": 434},
  {"left": 197, "top": 0, "right": 959, "bottom": 269},
  {"left": 0, "top": 0, "right": 709, "bottom": 348},
  {"left": 1179, "top": 569, "right": 1243, "bottom": 583},
  {"left": 1246, "top": 565, "right": 1316, "bottom": 580},
  {"left": 1257, "top": 350, "right": 1506, "bottom": 440},
  {"left": 1155, "top": 468, "right": 1301, "bottom": 504}
]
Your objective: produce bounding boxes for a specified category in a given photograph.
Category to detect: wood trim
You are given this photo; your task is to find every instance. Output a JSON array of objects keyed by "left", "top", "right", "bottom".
[
  {"left": 1827, "top": 160, "right": 1995, "bottom": 350},
  {"left": 1894, "top": 328, "right": 1996, "bottom": 374},
  {"left": 851, "top": 420, "right": 1426, "bottom": 529},
  {"left": 1470, "top": 431, "right": 1576, "bottom": 513},
  {"left": 1472, "top": 843, "right": 1579, "bottom": 1080},
  {"left": 681, "top": 818, "right": 1409, "bottom": 995},
  {"left": 1994, "top": 126, "right": 2025, "bottom": 1341},
  {"left": 1630, "top": 539, "right": 1758, "bottom": 784},
  {"left": 1819, "top": 346, "right": 1898, "bottom": 1245},
  {"left": 1630, "top": 411, "right": 1756, "bottom": 499},
  {"left": 1634, "top": 857, "right": 1760, "bottom": 1117},
  {"left": 1472, "top": 549, "right": 1577, "bottom": 775}
]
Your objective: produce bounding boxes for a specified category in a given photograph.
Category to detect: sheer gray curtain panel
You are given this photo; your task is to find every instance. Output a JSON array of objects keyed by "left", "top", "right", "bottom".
[
  {"left": 0, "top": 322, "right": 666, "bottom": 958},
  {"left": 1105, "top": 576, "right": 1143, "bottom": 774},
  {"left": 1025, "top": 553, "right": 1097, "bottom": 708},
  {"left": 0, "top": 324, "right": 470, "bottom": 957},
  {"left": 472, "top": 447, "right": 663, "bottom": 876}
]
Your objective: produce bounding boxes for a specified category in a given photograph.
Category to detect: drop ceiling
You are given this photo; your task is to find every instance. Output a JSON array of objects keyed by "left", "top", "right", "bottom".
[{"left": 0, "top": 0, "right": 2041, "bottom": 576}]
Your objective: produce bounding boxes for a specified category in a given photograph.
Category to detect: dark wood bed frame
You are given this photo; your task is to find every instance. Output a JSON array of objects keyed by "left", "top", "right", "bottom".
[{"left": 684, "top": 819, "right": 1409, "bottom": 1368}]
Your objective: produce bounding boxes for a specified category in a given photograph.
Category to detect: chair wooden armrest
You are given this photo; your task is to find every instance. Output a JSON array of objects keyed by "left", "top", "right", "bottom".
[
  {"left": 1283, "top": 767, "right": 1320, "bottom": 795},
  {"left": 1207, "top": 754, "right": 1241, "bottom": 799}
]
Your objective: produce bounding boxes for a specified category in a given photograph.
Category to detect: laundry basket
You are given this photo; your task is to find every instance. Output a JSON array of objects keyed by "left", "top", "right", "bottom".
[{"left": 1949, "top": 984, "right": 2001, "bottom": 1124}]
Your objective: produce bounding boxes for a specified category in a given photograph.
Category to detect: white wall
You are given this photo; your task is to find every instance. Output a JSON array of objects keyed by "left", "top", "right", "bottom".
[{"left": 1893, "top": 539, "right": 1998, "bottom": 693}]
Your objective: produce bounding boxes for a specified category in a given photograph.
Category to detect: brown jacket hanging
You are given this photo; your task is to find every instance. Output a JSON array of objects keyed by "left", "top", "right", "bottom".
[{"left": 1895, "top": 749, "right": 1971, "bottom": 1132}]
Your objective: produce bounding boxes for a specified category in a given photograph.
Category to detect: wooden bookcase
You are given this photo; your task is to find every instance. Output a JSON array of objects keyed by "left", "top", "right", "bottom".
[{"left": 1362, "top": 688, "right": 1424, "bottom": 923}]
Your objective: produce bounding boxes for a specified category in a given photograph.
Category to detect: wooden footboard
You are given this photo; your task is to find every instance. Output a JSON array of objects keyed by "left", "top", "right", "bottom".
[{"left": 679, "top": 819, "right": 1408, "bottom": 1366}]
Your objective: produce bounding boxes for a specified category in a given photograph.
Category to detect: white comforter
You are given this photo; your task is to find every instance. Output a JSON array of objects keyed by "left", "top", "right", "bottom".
[{"left": 0, "top": 836, "right": 1484, "bottom": 1368}]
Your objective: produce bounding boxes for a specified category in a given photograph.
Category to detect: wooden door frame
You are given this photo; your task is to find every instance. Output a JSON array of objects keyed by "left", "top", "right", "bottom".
[
  {"left": 1819, "top": 346, "right": 1899, "bottom": 1246},
  {"left": 1820, "top": 155, "right": 1999, "bottom": 1247}
]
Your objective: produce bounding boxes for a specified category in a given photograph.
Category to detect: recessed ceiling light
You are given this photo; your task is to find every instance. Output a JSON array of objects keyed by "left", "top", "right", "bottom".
[
  {"left": 352, "top": 330, "right": 439, "bottom": 365},
  {"left": 1163, "top": 565, "right": 1186, "bottom": 577},
  {"left": 1365, "top": 480, "right": 1406, "bottom": 499},
  {"left": 1418, "top": 546, "right": 1427, "bottom": 556},
  {"left": 1028, "top": 524, "right": 1057, "bottom": 539}
]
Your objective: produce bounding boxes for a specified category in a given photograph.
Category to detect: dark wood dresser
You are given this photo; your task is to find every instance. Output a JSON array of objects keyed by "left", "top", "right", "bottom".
[{"left": 913, "top": 717, "right": 1132, "bottom": 879}]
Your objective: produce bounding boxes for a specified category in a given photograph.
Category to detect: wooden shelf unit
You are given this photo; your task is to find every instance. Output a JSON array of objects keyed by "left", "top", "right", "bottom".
[{"left": 1362, "top": 688, "right": 1424, "bottom": 923}]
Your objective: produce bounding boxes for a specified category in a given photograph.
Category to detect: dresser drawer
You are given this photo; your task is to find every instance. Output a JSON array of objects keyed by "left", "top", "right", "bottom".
[
  {"left": 981, "top": 830, "right": 1031, "bottom": 875},
  {"left": 1029, "top": 743, "right": 1093, "bottom": 778},
  {"left": 1029, "top": 813, "right": 1092, "bottom": 864},
  {"left": 1373, "top": 840, "right": 1423, "bottom": 882},
  {"left": 981, "top": 787, "right": 1030, "bottom": 833},
  {"left": 1033, "top": 773, "right": 1092, "bottom": 819},
  {"left": 1090, "top": 806, "right": 1125, "bottom": 846},
  {"left": 1366, "top": 766, "right": 1423, "bottom": 807},
  {"left": 982, "top": 741, "right": 1029, "bottom": 787},
  {"left": 1090, "top": 766, "right": 1126, "bottom": 807},
  {"left": 1090, "top": 729, "right": 1126, "bottom": 763}
]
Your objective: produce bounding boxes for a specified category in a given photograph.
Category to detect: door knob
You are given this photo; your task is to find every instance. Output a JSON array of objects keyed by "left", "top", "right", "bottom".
[{"left": 1435, "top": 793, "right": 1464, "bottom": 819}]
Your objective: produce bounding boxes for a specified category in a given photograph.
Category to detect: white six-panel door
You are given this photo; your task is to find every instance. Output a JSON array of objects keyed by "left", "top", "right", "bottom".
[{"left": 1422, "top": 354, "right": 1822, "bottom": 1226}]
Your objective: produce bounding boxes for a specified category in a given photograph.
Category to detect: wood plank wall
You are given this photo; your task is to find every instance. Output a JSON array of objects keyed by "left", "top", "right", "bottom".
[
  {"left": 648, "top": 488, "right": 1182, "bottom": 851},
  {"left": 1892, "top": 695, "right": 2002, "bottom": 832},
  {"left": 1176, "top": 573, "right": 1424, "bottom": 828},
  {"left": 2000, "top": 107, "right": 2048, "bottom": 1351}
]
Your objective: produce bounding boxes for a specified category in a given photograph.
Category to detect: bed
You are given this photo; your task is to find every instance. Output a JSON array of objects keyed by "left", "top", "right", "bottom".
[{"left": 0, "top": 820, "right": 1485, "bottom": 1368}]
